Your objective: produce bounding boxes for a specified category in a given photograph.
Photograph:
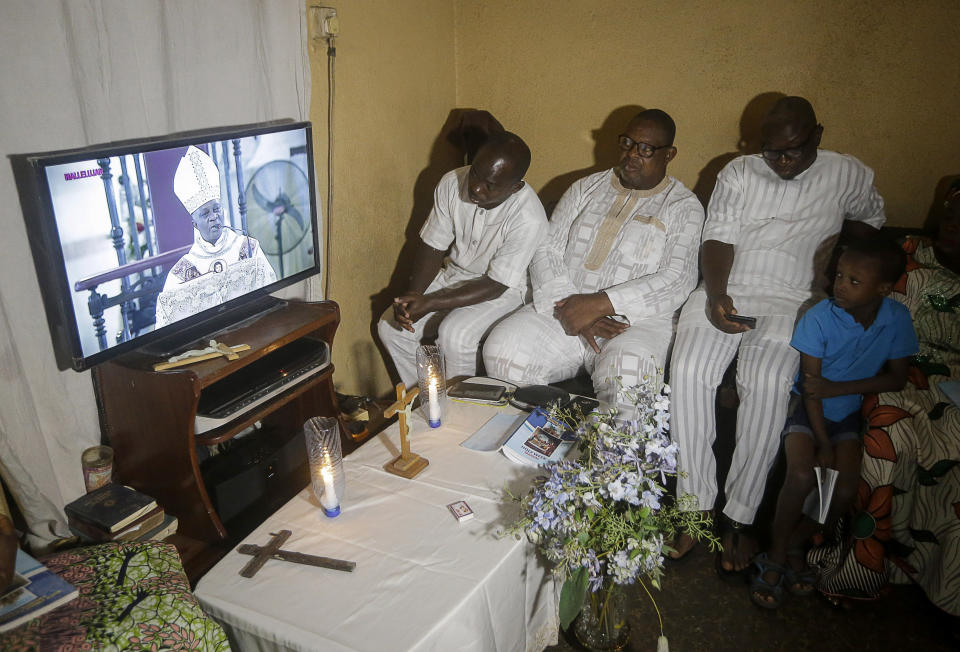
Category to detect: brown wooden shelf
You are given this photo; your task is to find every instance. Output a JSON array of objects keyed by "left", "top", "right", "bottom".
[{"left": 94, "top": 300, "right": 343, "bottom": 583}]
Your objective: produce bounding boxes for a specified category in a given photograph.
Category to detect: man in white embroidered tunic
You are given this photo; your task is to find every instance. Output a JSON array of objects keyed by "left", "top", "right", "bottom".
[
  {"left": 483, "top": 110, "right": 704, "bottom": 415},
  {"left": 668, "top": 97, "right": 886, "bottom": 571},
  {"left": 377, "top": 132, "right": 547, "bottom": 386},
  {"left": 155, "top": 146, "right": 277, "bottom": 328}
]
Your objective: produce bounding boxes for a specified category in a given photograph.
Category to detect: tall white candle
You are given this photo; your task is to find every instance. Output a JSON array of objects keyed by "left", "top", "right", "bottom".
[
  {"left": 320, "top": 466, "right": 338, "bottom": 511},
  {"left": 428, "top": 375, "right": 440, "bottom": 425}
]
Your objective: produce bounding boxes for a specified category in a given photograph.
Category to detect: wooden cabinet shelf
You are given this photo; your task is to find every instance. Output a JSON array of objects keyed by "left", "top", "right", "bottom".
[{"left": 93, "top": 300, "right": 342, "bottom": 581}]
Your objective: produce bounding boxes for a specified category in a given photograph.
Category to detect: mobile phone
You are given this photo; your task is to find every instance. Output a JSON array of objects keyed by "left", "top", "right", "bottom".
[
  {"left": 727, "top": 314, "right": 757, "bottom": 328},
  {"left": 448, "top": 382, "right": 506, "bottom": 403}
]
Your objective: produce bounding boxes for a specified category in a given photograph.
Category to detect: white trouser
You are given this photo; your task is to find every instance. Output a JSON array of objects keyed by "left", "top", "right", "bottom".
[
  {"left": 482, "top": 305, "right": 673, "bottom": 417},
  {"left": 377, "top": 275, "right": 524, "bottom": 387},
  {"left": 670, "top": 288, "right": 801, "bottom": 525}
]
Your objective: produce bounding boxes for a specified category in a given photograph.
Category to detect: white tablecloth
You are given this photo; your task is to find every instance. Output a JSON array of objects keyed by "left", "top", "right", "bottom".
[{"left": 194, "top": 401, "right": 559, "bottom": 652}]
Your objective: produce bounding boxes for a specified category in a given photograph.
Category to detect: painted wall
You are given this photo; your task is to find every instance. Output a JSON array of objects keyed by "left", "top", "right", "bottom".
[
  {"left": 313, "top": 0, "right": 960, "bottom": 396},
  {"left": 455, "top": 0, "right": 960, "bottom": 224},
  {"left": 308, "top": 0, "right": 459, "bottom": 396}
]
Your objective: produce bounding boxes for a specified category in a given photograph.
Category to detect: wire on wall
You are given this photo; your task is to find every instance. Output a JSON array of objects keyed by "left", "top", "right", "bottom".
[{"left": 324, "top": 36, "right": 336, "bottom": 300}]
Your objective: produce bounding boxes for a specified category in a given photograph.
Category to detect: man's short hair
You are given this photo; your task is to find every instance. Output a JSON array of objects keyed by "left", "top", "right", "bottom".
[
  {"left": 842, "top": 235, "right": 907, "bottom": 284},
  {"left": 765, "top": 96, "right": 818, "bottom": 131},
  {"left": 479, "top": 131, "right": 531, "bottom": 182},
  {"left": 632, "top": 109, "right": 676, "bottom": 146}
]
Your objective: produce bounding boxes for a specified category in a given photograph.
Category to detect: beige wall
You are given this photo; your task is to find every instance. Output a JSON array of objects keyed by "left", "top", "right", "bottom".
[
  {"left": 455, "top": 0, "right": 960, "bottom": 222},
  {"left": 313, "top": 0, "right": 960, "bottom": 396},
  {"left": 308, "top": 0, "right": 458, "bottom": 395}
]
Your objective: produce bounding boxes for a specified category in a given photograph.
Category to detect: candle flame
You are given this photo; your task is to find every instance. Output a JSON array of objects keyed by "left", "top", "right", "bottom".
[{"left": 320, "top": 466, "right": 332, "bottom": 482}]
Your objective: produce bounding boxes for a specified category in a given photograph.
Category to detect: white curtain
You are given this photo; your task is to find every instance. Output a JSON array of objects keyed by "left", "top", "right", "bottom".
[{"left": 0, "top": 0, "right": 314, "bottom": 552}]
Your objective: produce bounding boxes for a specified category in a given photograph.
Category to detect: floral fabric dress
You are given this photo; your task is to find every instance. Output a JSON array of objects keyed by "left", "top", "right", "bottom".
[{"left": 809, "top": 238, "right": 960, "bottom": 615}]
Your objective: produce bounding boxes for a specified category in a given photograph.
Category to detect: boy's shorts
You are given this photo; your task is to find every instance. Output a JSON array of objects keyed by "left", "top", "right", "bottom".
[{"left": 781, "top": 394, "right": 862, "bottom": 444}]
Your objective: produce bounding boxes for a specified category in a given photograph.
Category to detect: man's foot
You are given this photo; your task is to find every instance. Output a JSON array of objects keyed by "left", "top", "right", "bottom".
[
  {"left": 718, "top": 515, "right": 757, "bottom": 573},
  {"left": 667, "top": 532, "right": 698, "bottom": 561}
]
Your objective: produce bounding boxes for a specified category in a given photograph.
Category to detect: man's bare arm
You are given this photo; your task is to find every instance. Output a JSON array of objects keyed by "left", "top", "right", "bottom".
[{"left": 397, "top": 276, "right": 508, "bottom": 325}]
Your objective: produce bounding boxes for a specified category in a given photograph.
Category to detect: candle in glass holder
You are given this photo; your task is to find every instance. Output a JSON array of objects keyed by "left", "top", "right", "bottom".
[
  {"left": 427, "top": 374, "right": 441, "bottom": 428},
  {"left": 319, "top": 465, "right": 340, "bottom": 517}
]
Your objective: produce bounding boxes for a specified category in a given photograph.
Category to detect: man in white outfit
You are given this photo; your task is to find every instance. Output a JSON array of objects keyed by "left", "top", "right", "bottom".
[
  {"left": 669, "top": 97, "right": 885, "bottom": 571},
  {"left": 483, "top": 110, "right": 704, "bottom": 415},
  {"left": 378, "top": 132, "right": 547, "bottom": 387}
]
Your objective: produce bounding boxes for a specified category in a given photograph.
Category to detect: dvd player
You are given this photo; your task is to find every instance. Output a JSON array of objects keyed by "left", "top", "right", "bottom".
[{"left": 194, "top": 338, "right": 330, "bottom": 434}]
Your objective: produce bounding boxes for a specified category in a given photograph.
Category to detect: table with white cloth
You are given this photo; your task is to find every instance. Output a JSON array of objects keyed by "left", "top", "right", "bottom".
[{"left": 194, "top": 399, "right": 559, "bottom": 652}]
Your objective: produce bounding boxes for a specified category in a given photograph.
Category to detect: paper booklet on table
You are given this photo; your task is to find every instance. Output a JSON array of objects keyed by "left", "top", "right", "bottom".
[
  {"left": 0, "top": 549, "right": 79, "bottom": 632},
  {"left": 802, "top": 466, "right": 839, "bottom": 524},
  {"left": 500, "top": 407, "right": 575, "bottom": 467}
]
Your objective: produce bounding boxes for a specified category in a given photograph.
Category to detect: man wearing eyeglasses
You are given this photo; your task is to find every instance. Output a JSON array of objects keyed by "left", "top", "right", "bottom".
[
  {"left": 484, "top": 109, "right": 704, "bottom": 416},
  {"left": 669, "top": 96, "right": 885, "bottom": 573}
]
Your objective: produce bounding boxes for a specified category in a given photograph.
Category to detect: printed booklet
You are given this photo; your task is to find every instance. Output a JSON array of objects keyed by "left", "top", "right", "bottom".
[
  {"left": 500, "top": 407, "right": 575, "bottom": 467},
  {"left": 802, "top": 466, "right": 839, "bottom": 524},
  {"left": 0, "top": 549, "right": 78, "bottom": 632}
]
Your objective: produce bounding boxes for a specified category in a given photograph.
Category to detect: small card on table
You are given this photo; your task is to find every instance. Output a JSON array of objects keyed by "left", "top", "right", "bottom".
[{"left": 447, "top": 500, "right": 474, "bottom": 522}]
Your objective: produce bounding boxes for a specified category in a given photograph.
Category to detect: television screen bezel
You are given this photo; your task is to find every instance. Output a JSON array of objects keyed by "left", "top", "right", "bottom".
[{"left": 10, "top": 119, "right": 320, "bottom": 372}]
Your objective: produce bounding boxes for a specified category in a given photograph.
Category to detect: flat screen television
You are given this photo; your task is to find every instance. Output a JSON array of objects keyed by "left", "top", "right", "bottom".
[{"left": 11, "top": 120, "right": 320, "bottom": 371}]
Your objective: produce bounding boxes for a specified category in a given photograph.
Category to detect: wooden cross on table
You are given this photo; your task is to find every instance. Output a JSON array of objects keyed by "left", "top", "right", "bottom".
[
  {"left": 238, "top": 530, "right": 357, "bottom": 578},
  {"left": 383, "top": 382, "right": 429, "bottom": 479}
]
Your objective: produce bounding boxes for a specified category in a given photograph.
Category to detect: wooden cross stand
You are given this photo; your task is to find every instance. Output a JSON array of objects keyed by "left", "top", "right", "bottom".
[
  {"left": 238, "top": 530, "right": 357, "bottom": 578},
  {"left": 383, "top": 382, "right": 429, "bottom": 479}
]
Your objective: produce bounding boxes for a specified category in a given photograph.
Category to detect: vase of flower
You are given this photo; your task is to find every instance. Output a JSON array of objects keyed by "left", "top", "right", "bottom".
[
  {"left": 573, "top": 579, "right": 630, "bottom": 651},
  {"left": 503, "top": 378, "right": 719, "bottom": 652}
]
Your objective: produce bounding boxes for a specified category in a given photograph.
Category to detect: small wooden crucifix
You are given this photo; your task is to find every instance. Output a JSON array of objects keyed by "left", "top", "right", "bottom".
[
  {"left": 238, "top": 530, "right": 357, "bottom": 578},
  {"left": 383, "top": 382, "right": 429, "bottom": 479}
]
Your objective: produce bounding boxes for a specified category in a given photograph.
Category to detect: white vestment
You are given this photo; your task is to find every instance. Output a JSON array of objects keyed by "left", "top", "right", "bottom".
[
  {"left": 156, "top": 228, "right": 277, "bottom": 328},
  {"left": 483, "top": 169, "right": 704, "bottom": 414},
  {"left": 378, "top": 167, "right": 548, "bottom": 386},
  {"left": 671, "top": 150, "right": 886, "bottom": 524}
]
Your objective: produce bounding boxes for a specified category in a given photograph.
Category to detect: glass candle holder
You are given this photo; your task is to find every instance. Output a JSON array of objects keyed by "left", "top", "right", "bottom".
[
  {"left": 81, "top": 445, "right": 113, "bottom": 493},
  {"left": 304, "top": 416, "right": 345, "bottom": 517},
  {"left": 416, "top": 345, "right": 446, "bottom": 428}
]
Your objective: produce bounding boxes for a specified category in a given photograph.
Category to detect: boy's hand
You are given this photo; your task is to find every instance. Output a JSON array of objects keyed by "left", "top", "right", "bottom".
[
  {"left": 815, "top": 439, "right": 835, "bottom": 469},
  {"left": 803, "top": 373, "right": 835, "bottom": 399}
]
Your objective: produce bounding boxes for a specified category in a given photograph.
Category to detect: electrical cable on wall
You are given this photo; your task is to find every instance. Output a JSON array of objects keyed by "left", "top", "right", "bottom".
[{"left": 324, "top": 35, "right": 335, "bottom": 299}]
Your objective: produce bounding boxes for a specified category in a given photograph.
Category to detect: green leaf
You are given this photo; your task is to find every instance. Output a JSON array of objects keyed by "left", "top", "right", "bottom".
[
  {"left": 577, "top": 532, "right": 589, "bottom": 545},
  {"left": 559, "top": 567, "right": 589, "bottom": 630},
  {"left": 918, "top": 460, "right": 959, "bottom": 486},
  {"left": 908, "top": 528, "right": 940, "bottom": 544},
  {"left": 928, "top": 402, "right": 949, "bottom": 421}
]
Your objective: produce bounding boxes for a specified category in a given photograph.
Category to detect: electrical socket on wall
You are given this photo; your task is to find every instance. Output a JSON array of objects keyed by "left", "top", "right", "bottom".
[{"left": 310, "top": 6, "right": 340, "bottom": 38}]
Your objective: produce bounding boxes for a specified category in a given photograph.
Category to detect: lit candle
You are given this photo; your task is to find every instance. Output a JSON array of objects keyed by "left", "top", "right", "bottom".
[
  {"left": 428, "top": 375, "right": 441, "bottom": 427},
  {"left": 319, "top": 466, "right": 340, "bottom": 517}
]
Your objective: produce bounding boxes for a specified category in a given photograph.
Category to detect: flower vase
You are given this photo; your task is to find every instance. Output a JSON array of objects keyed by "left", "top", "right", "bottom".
[{"left": 573, "top": 580, "right": 631, "bottom": 651}]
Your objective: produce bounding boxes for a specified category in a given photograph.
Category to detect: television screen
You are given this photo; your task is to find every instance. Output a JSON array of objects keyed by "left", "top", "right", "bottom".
[{"left": 11, "top": 120, "right": 320, "bottom": 371}]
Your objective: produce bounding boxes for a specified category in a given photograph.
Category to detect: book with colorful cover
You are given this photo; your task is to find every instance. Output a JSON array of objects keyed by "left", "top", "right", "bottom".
[
  {"left": 0, "top": 549, "right": 78, "bottom": 632},
  {"left": 64, "top": 483, "right": 157, "bottom": 533},
  {"left": 500, "top": 407, "right": 574, "bottom": 466}
]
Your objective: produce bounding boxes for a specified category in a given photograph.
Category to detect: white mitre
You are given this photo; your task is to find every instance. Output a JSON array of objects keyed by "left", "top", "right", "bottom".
[{"left": 174, "top": 145, "right": 221, "bottom": 214}]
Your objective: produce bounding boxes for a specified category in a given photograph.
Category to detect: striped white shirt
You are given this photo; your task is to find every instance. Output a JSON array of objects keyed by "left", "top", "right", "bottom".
[
  {"left": 420, "top": 166, "right": 547, "bottom": 295},
  {"left": 531, "top": 169, "right": 705, "bottom": 324},
  {"left": 703, "top": 150, "right": 885, "bottom": 304}
]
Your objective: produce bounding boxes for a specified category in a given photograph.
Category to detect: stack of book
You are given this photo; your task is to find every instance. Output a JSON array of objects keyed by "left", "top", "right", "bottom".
[{"left": 64, "top": 483, "right": 177, "bottom": 543}]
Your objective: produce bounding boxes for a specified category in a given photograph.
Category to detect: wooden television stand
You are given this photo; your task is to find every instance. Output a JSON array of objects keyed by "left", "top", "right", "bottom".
[{"left": 93, "top": 300, "right": 343, "bottom": 582}]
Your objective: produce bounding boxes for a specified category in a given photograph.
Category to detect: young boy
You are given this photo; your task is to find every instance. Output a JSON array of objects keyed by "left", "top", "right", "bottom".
[{"left": 750, "top": 236, "right": 918, "bottom": 609}]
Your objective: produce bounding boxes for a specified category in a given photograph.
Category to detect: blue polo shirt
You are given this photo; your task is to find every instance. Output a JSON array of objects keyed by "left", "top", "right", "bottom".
[{"left": 791, "top": 297, "right": 918, "bottom": 421}]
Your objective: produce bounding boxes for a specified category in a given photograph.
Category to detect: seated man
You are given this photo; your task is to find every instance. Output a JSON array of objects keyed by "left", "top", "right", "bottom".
[
  {"left": 483, "top": 109, "right": 704, "bottom": 414},
  {"left": 377, "top": 132, "right": 547, "bottom": 386},
  {"left": 156, "top": 146, "right": 277, "bottom": 327},
  {"left": 669, "top": 97, "right": 885, "bottom": 571}
]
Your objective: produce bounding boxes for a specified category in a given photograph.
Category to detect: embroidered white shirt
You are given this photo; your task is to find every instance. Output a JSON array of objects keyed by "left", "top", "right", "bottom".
[
  {"left": 531, "top": 169, "right": 705, "bottom": 324},
  {"left": 419, "top": 167, "right": 547, "bottom": 296}
]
